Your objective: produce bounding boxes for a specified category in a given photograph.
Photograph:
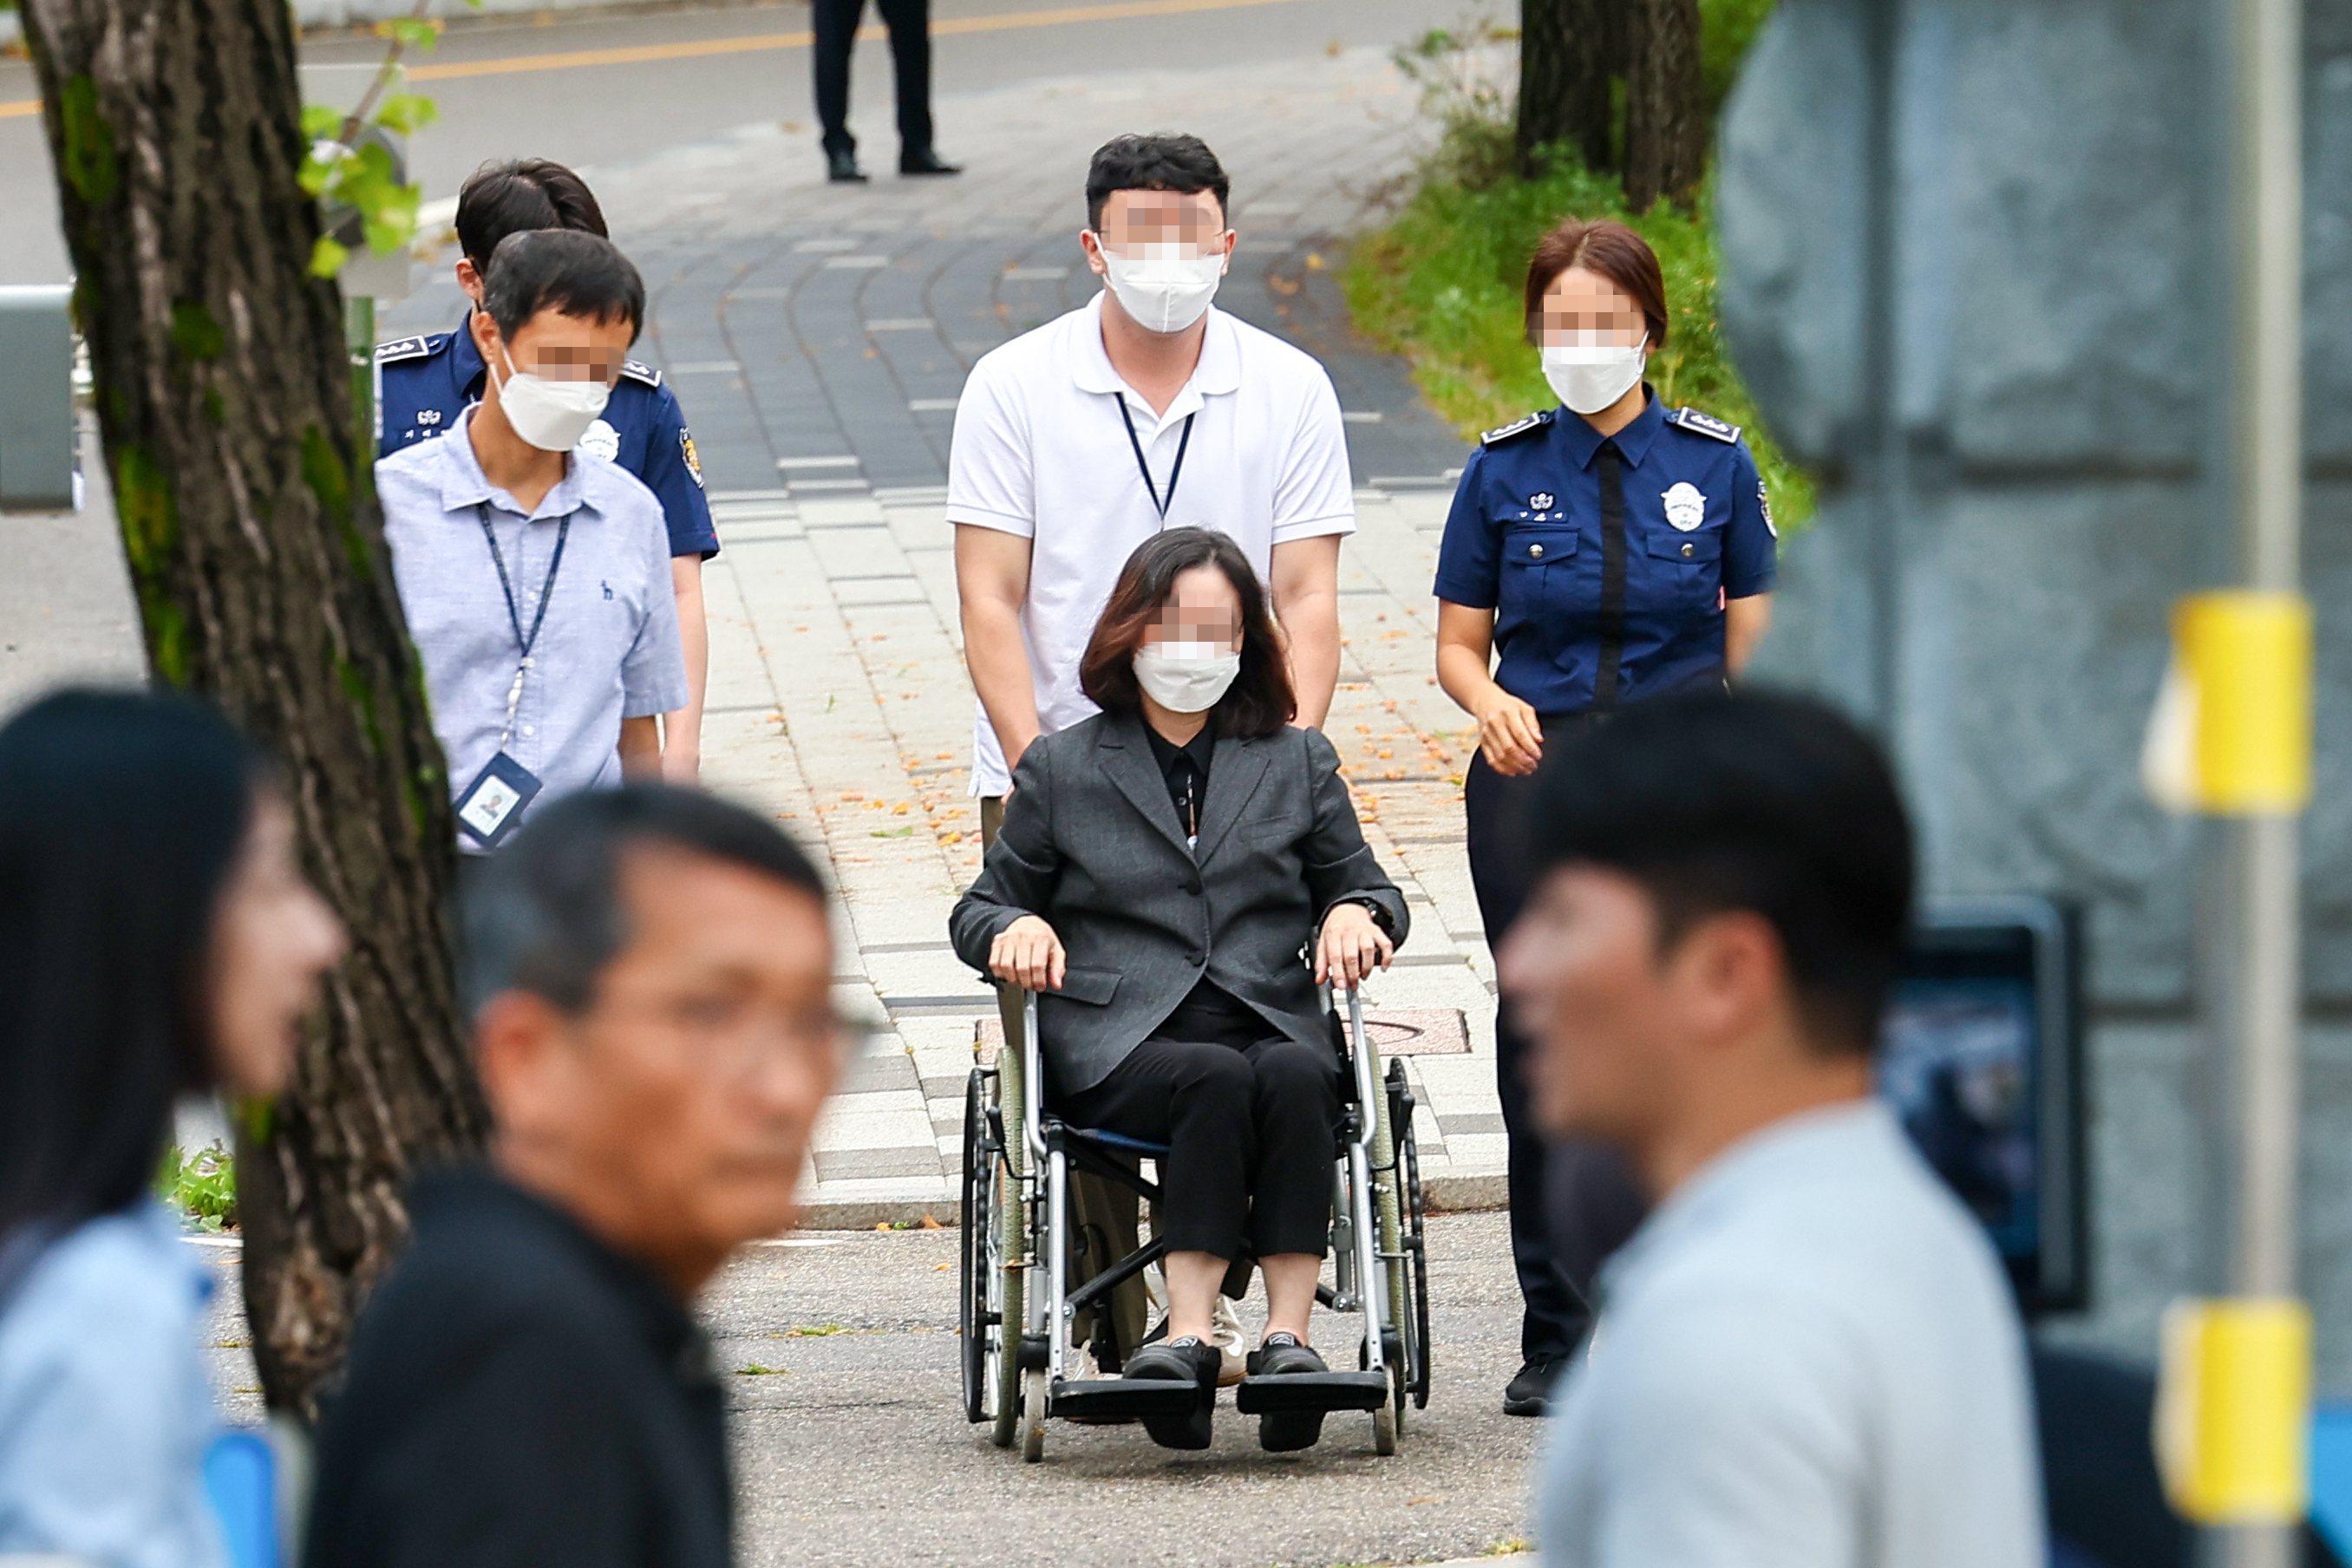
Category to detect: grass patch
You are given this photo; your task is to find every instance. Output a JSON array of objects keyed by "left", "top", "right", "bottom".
[
  {"left": 157, "top": 1142, "right": 237, "bottom": 1232},
  {"left": 735, "top": 1363, "right": 790, "bottom": 1376},
  {"left": 1346, "top": 5, "right": 1815, "bottom": 532}
]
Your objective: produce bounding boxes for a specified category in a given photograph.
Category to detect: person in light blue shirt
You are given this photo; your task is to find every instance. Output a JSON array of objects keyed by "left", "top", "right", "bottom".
[
  {"left": 0, "top": 690, "right": 347, "bottom": 1568},
  {"left": 376, "top": 229, "right": 688, "bottom": 851}
]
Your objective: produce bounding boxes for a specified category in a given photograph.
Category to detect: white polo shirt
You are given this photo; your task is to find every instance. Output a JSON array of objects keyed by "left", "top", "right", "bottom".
[
  {"left": 1536, "top": 1101, "right": 2042, "bottom": 1568},
  {"left": 946, "top": 292, "right": 1355, "bottom": 796}
]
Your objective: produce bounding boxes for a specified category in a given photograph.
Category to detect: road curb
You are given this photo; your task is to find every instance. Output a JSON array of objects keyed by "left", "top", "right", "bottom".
[{"left": 792, "top": 1175, "right": 1510, "bottom": 1232}]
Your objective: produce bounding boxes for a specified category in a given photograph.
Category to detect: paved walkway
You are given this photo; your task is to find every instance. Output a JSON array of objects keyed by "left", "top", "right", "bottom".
[{"left": 370, "top": 40, "right": 1503, "bottom": 1225}]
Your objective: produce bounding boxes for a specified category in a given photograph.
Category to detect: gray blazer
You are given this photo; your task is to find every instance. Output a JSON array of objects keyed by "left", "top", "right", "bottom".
[{"left": 950, "top": 709, "right": 1409, "bottom": 1096}]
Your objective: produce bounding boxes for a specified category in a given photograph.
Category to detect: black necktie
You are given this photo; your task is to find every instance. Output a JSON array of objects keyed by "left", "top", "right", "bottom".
[{"left": 1591, "top": 440, "right": 1628, "bottom": 709}]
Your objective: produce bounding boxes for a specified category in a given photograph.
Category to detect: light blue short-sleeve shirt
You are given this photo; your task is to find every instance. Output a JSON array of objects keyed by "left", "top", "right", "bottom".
[
  {"left": 1536, "top": 1101, "right": 2042, "bottom": 1568},
  {"left": 377, "top": 415, "right": 688, "bottom": 839},
  {"left": 0, "top": 1203, "right": 229, "bottom": 1568}
]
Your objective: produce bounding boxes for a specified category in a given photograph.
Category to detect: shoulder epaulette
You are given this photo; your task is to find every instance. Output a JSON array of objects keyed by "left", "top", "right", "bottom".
[
  {"left": 619, "top": 359, "right": 663, "bottom": 388},
  {"left": 1664, "top": 406, "right": 1741, "bottom": 444},
  {"left": 1480, "top": 410, "right": 1549, "bottom": 447},
  {"left": 373, "top": 335, "right": 435, "bottom": 363}
]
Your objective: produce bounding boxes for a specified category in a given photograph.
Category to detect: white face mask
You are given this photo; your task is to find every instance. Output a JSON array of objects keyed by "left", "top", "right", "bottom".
[
  {"left": 1542, "top": 339, "right": 1648, "bottom": 416},
  {"left": 1098, "top": 242, "right": 1228, "bottom": 334},
  {"left": 492, "top": 347, "right": 611, "bottom": 453},
  {"left": 1134, "top": 639, "right": 1241, "bottom": 714}
]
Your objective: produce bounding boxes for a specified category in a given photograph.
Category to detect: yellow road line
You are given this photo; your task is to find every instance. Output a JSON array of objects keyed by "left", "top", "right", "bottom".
[
  {"left": 0, "top": 0, "right": 1310, "bottom": 109},
  {"left": 408, "top": 0, "right": 1307, "bottom": 79}
]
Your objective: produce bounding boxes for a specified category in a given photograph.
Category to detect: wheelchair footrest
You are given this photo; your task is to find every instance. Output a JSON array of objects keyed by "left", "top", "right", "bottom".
[
  {"left": 1047, "top": 1377, "right": 1202, "bottom": 1421},
  {"left": 1233, "top": 1370, "right": 1390, "bottom": 1414}
]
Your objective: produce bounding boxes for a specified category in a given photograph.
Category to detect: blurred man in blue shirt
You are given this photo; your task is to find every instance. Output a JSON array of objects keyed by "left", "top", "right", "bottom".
[{"left": 377, "top": 160, "right": 716, "bottom": 782}]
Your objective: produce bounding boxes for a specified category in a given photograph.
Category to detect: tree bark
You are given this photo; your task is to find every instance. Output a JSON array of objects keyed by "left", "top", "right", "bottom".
[
  {"left": 1517, "top": 0, "right": 1622, "bottom": 178},
  {"left": 1623, "top": 0, "right": 1708, "bottom": 211},
  {"left": 21, "top": 0, "right": 488, "bottom": 1417}
]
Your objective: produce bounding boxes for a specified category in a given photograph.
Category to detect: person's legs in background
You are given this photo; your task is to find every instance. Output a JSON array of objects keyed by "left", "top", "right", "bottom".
[
  {"left": 876, "top": 0, "right": 957, "bottom": 173},
  {"left": 813, "top": 0, "right": 867, "bottom": 179},
  {"left": 1466, "top": 747, "right": 1584, "bottom": 1414}
]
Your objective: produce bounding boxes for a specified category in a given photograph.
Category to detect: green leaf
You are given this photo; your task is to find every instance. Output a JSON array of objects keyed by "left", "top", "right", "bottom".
[
  {"left": 869, "top": 824, "right": 918, "bottom": 838},
  {"left": 380, "top": 16, "right": 441, "bottom": 49},
  {"left": 300, "top": 103, "right": 345, "bottom": 140},
  {"left": 373, "top": 93, "right": 440, "bottom": 135},
  {"left": 57, "top": 75, "right": 119, "bottom": 205},
  {"left": 310, "top": 235, "right": 350, "bottom": 278}
]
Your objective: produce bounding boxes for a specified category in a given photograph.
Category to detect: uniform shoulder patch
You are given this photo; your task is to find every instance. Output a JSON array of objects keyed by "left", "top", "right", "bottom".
[
  {"left": 373, "top": 335, "right": 434, "bottom": 363},
  {"left": 619, "top": 358, "right": 663, "bottom": 388},
  {"left": 1665, "top": 406, "right": 1741, "bottom": 443},
  {"left": 1480, "top": 410, "right": 1549, "bottom": 447}
]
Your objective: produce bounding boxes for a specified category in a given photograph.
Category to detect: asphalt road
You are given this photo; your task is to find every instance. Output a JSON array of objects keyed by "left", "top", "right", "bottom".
[
  {"left": 203, "top": 1212, "right": 1540, "bottom": 1567},
  {"left": 0, "top": 0, "right": 1461, "bottom": 284}
]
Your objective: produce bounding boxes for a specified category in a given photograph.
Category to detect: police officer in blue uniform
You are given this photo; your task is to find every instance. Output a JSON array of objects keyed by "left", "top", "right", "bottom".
[
  {"left": 376, "top": 159, "right": 720, "bottom": 778},
  {"left": 1432, "top": 218, "right": 1778, "bottom": 1417}
]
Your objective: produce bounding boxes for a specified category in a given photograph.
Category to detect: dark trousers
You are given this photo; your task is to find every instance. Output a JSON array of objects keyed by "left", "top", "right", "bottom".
[
  {"left": 1061, "top": 1035, "right": 1339, "bottom": 1263},
  {"left": 1465, "top": 743, "right": 1648, "bottom": 1363},
  {"left": 813, "top": 0, "right": 933, "bottom": 158}
]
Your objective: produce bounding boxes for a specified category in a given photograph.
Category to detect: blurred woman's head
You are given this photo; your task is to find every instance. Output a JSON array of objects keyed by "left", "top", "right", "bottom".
[
  {"left": 1079, "top": 527, "right": 1296, "bottom": 736},
  {"left": 0, "top": 689, "right": 344, "bottom": 1238}
]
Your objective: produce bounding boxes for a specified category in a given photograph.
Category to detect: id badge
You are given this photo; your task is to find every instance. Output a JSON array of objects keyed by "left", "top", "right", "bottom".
[{"left": 454, "top": 751, "right": 545, "bottom": 850}]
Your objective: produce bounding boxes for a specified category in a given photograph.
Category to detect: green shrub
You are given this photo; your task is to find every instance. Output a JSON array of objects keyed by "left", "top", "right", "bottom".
[
  {"left": 157, "top": 1142, "right": 238, "bottom": 1232},
  {"left": 1347, "top": 3, "right": 1814, "bottom": 532}
]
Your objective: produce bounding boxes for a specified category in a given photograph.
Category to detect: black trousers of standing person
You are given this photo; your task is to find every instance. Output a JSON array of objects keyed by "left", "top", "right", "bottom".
[
  {"left": 1061, "top": 1034, "right": 1341, "bottom": 1264},
  {"left": 1464, "top": 737, "right": 1649, "bottom": 1364},
  {"left": 813, "top": 0, "right": 933, "bottom": 160}
]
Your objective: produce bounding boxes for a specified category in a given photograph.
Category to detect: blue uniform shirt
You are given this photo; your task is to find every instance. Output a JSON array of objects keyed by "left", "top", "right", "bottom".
[
  {"left": 1431, "top": 391, "right": 1778, "bottom": 715},
  {"left": 376, "top": 317, "right": 720, "bottom": 560}
]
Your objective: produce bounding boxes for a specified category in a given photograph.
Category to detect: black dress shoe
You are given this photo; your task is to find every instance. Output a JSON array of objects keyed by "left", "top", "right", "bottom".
[
  {"left": 1123, "top": 1335, "right": 1218, "bottom": 1450},
  {"left": 1247, "top": 1333, "right": 1330, "bottom": 1453},
  {"left": 826, "top": 149, "right": 868, "bottom": 183},
  {"left": 1503, "top": 1357, "right": 1562, "bottom": 1416},
  {"left": 898, "top": 147, "right": 962, "bottom": 176}
]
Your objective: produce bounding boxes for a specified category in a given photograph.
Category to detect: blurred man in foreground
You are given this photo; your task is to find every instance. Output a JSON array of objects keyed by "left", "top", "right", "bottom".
[
  {"left": 1499, "top": 693, "right": 2040, "bottom": 1568},
  {"left": 305, "top": 787, "right": 846, "bottom": 1568}
]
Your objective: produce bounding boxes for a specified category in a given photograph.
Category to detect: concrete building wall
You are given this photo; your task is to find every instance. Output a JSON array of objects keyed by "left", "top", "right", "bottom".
[{"left": 1722, "top": 0, "right": 2352, "bottom": 1383}]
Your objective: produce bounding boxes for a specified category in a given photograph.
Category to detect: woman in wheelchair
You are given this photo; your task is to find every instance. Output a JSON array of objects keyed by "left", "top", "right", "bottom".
[{"left": 950, "top": 526, "right": 1408, "bottom": 1451}]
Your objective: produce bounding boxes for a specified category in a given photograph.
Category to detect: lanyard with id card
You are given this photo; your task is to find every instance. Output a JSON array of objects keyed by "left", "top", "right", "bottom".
[{"left": 453, "top": 504, "right": 572, "bottom": 851}]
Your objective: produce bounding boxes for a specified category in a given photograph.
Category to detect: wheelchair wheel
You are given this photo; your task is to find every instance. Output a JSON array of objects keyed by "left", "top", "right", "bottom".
[
  {"left": 1021, "top": 1368, "right": 1048, "bottom": 1462},
  {"left": 1387, "top": 1059, "right": 1432, "bottom": 1411},
  {"left": 1371, "top": 1057, "right": 1416, "bottom": 1435},
  {"left": 959, "top": 1070, "right": 996, "bottom": 1425}
]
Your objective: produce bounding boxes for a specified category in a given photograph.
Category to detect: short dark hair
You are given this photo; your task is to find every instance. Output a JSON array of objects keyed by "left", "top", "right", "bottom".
[
  {"left": 456, "top": 158, "right": 608, "bottom": 271},
  {"left": 1524, "top": 216, "right": 1670, "bottom": 350},
  {"left": 1084, "top": 134, "right": 1232, "bottom": 230},
  {"left": 480, "top": 229, "right": 646, "bottom": 344},
  {"left": 0, "top": 689, "right": 265, "bottom": 1239},
  {"left": 461, "top": 785, "right": 828, "bottom": 1018},
  {"left": 1526, "top": 692, "right": 1915, "bottom": 1055},
  {"left": 1078, "top": 527, "right": 1295, "bottom": 737}
]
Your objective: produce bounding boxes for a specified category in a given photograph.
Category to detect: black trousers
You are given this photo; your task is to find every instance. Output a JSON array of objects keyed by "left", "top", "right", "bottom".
[
  {"left": 813, "top": 0, "right": 933, "bottom": 158},
  {"left": 1465, "top": 742, "right": 1648, "bottom": 1363},
  {"left": 1061, "top": 1034, "right": 1339, "bottom": 1263}
]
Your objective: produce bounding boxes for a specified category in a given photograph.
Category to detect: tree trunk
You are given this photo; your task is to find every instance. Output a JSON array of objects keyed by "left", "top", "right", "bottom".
[
  {"left": 20, "top": 0, "right": 488, "bottom": 1417},
  {"left": 1623, "top": 0, "right": 1708, "bottom": 211},
  {"left": 1517, "top": 0, "right": 1622, "bottom": 178}
]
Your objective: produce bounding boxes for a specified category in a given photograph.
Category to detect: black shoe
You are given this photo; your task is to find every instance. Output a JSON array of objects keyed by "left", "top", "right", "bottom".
[
  {"left": 1503, "top": 1358, "right": 1561, "bottom": 1416},
  {"left": 1248, "top": 1332, "right": 1329, "bottom": 1452},
  {"left": 899, "top": 147, "right": 961, "bottom": 176},
  {"left": 826, "top": 148, "right": 868, "bottom": 183},
  {"left": 1123, "top": 1336, "right": 1218, "bottom": 1450}
]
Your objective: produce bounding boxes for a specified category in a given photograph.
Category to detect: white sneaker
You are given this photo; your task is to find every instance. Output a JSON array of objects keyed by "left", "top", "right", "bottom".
[{"left": 1211, "top": 1295, "right": 1247, "bottom": 1387}]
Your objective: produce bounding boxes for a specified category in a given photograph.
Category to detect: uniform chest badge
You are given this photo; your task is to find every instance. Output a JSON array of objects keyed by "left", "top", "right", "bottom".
[
  {"left": 416, "top": 408, "right": 442, "bottom": 428},
  {"left": 1529, "top": 492, "right": 1555, "bottom": 511},
  {"left": 578, "top": 418, "right": 622, "bottom": 463},
  {"left": 1663, "top": 481, "right": 1707, "bottom": 532}
]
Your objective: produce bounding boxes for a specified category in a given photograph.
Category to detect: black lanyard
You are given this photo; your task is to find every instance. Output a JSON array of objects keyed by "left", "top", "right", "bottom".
[
  {"left": 1117, "top": 398, "right": 1195, "bottom": 520},
  {"left": 476, "top": 503, "right": 573, "bottom": 747}
]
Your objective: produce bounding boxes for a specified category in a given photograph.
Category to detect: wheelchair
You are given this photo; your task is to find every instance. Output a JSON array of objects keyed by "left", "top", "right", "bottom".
[{"left": 959, "top": 985, "right": 1431, "bottom": 1460}]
